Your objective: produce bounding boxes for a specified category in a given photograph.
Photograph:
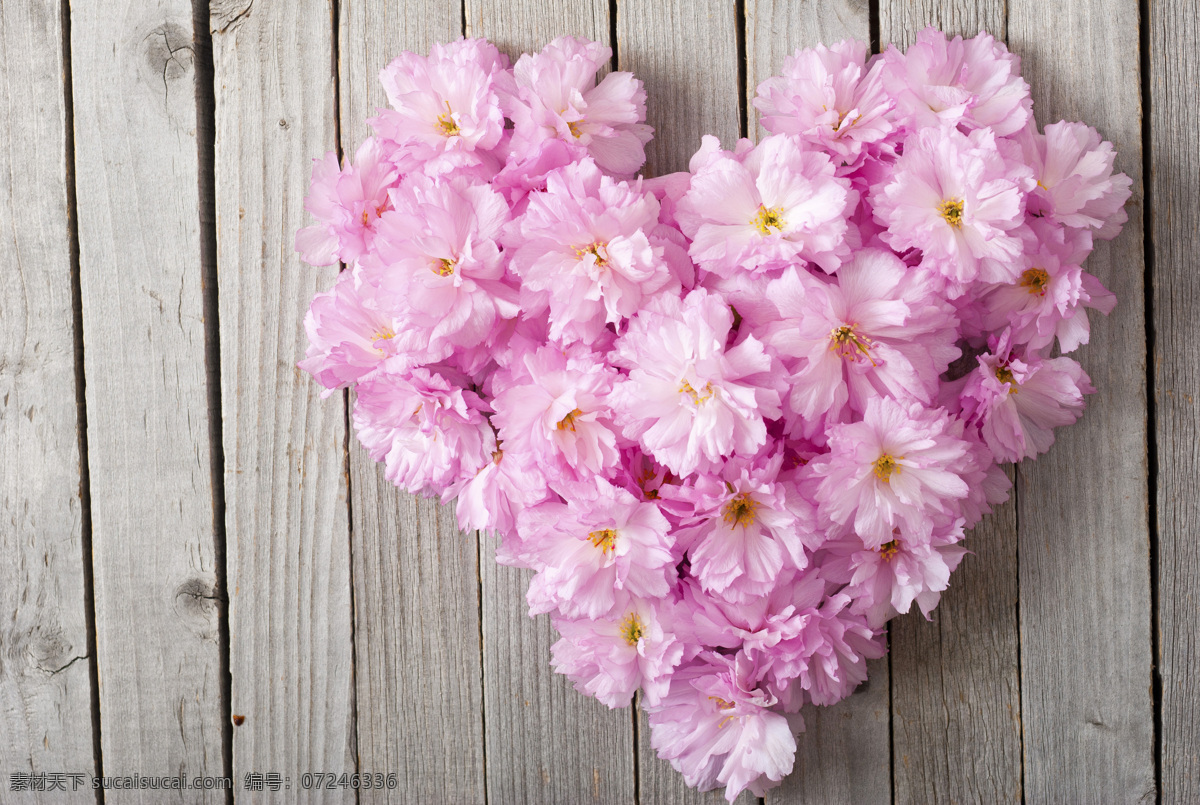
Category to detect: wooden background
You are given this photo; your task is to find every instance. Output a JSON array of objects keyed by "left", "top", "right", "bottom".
[{"left": 0, "top": 0, "right": 1193, "bottom": 802}]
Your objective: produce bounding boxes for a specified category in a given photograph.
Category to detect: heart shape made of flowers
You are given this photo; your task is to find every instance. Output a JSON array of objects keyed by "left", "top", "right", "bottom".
[{"left": 295, "top": 29, "right": 1130, "bottom": 801}]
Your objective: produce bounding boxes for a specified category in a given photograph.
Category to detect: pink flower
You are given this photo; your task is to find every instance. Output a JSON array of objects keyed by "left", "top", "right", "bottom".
[
  {"left": 551, "top": 595, "right": 684, "bottom": 708},
  {"left": 765, "top": 250, "right": 959, "bottom": 436},
  {"left": 1017, "top": 120, "right": 1133, "bottom": 239},
  {"left": 674, "top": 453, "right": 806, "bottom": 603},
  {"left": 960, "top": 331, "right": 1095, "bottom": 462},
  {"left": 452, "top": 445, "right": 548, "bottom": 537},
  {"left": 297, "top": 265, "right": 422, "bottom": 394},
  {"left": 352, "top": 368, "right": 494, "bottom": 496},
  {"left": 806, "top": 396, "right": 981, "bottom": 548},
  {"left": 370, "top": 38, "right": 512, "bottom": 176},
  {"left": 881, "top": 27, "right": 1032, "bottom": 136},
  {"left": 611, "top": 290, "right": 782, "bottom": 477},
  {"left": 295, "top": 138, "right": 400, "bottom": 266},
  {"left": 645, "top": 652, "right": 798, "bottom": 801},
  {"left": 509, "top": 36, "right": 653, "bottom": 175},
  {"left": 978, "top": 220, "right": 1116, "bottom": 353},
  {"left": 844, "top": 534, "right": 968, "bottom": 628},
  {"left": 677, "top": 134, "right": 852, "bottom": 275},
  {"left": 519, "top": 478, "right": 676, "bottom": 619},
  {"left": 872, "top": 126, "right": 1033, "bottom": 287},
  {"left": 368, "top": 174, "right": 519, "bottom": 359},
  {"left": 490, "top": 343, "right": 623, "bottom": 487},
  {"left": 754, "top": 39, "right": 894, "bottom": 166},
  {"left": 506, "top": 159, "right": 677, "bottom": 343}
]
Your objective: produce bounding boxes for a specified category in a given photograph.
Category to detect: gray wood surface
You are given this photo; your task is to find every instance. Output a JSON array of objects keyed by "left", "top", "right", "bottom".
[
  {"left": 877, "top": 6, "right": 1023, "bottom": 804},
  {"left": 890, "top": 472, "right": 1021, "bottom": 804},
  {"left": 70, "top": 0, "right": 224, "bottom": 801},
  {"left": 1008, "top": 0, "right": 1156, "bottom": 801},
  {"left": 212, "top": 0, "right": 356, "bottom": 800},
  {"left": 617, "top": 0, "right": 741, "bottom": 176},
  {"left": 0, "top": 2, "right": 96, "bottom": 801},
  {"left": 1151, "top": 1, "right": 1200, "bottom": 801},
  {"left": 338, "top": 3, "right": 487, "bottom": 802}
]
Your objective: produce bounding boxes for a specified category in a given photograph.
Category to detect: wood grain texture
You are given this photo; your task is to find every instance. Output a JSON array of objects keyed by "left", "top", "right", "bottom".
[
  {"left": 877, "top": 7, "right": 1024, "bottom": 803},
  {"left": 1151, "top": 0, "right": 1200, "bottom": 800},
  {"left": 212, "top": 0, "right": 355, "bottom": 800},
  {"left": 770, "top": 658, "right": 890, "bottom": 805},
  {"left": 878, "top": 0, "right": 1005, "bottom": 48},
  {"left": 890, "top": 473, "right": 1021, "bottom": 804},
  {"left": 338, "top": 3, "right": 487, "bottom": 802},
  {"left": 465, "top": 0, "right": 609, "bottom": 57},
  {"left": 70, "top": 0, "right": 223, "bottom": 800},
  {"left": 1007, "top": 0, "right": 1155, "bottom": 800},
  {"left": 481, "top": 562, "right": 635, "bottom": 804},
  {"left": 0, "top": 1, "right": 96, "bottom": 799},
  {"left": 464, "top": 3, "right": 638, "bottom": 801},
  {"left": 617, "top": 0, "right": 740, "bottom": 175},
  {"left": 745, "top": 0, "right": 869, "bottom": 140}
]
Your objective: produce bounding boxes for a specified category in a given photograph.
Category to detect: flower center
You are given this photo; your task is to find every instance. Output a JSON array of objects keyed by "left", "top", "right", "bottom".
[
  {"left": 432, "top": 257, "right": 456, "bottom": 277},
  {"left": 830, "top": 324, "right": 877, "bottom": 365},
  {"left": 436, "top": 100, "right": 459, "bottom": 137},
  {"left": 873, "top": 454, "right": 900, "bottom": 482},
  {"left": 722, "top": 493, "right": 759, "bottom": 528},
  {"left": 937, "top": 198, "right": 965, "bottom": 229},
  {"left": 574, "top": 242, "right": 608, "bottom": 267},
  {"left": 619, "top": 612, "right": 645, "bottom": 646},
  {"left": 751, "top": 204, "right": 786, "bottom": 236},
  {"left": 1019, "top": 267, "right": 1051, "bottom": 296},
  {"left": 588, "top": 528, "right": 617, "bottom": 554},
  {"left": 879, "top": 540, "right": 900, "bottom": 561},
  {"left": 371, "top": 326, "right": 395, "bottom": 351},
  {"left": 995, "top": 364, "right": 1020, "bottom": 392},
  {"left": 679, "top": 379, "right": 715, "bottom": 405},
  {"left": 556, "top": 408, "right": 583, "bottom": 432},
  {"left": 567, "top": 119, "right": 583, "bottom": 138}
]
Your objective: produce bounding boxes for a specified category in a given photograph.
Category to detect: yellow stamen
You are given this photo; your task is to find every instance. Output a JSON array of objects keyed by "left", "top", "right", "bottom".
[
  {"left": 1019, "top": 267, "right": 1051, "bottom": 296},
  {"left": 432, "top": 257, "right": 456, "bottom": 277},
  {"left": 873, "top": 454, "right": 900, "bottom": 482},
  {"left": 619, "top": 612, "right": 645, "bottom": 646},
  {"left": 722, "top": 493, "right": 759, "bottom": 528},
  {"left": 879, "top": 540, "right": 900, "bottom": 561},
  {"left": 567, "top": 119, "right": 583, "bottom": 138},
  {"left": 679, "top": 379, "right": 715, "bottom": 405},
  {"left": 436, "top": 100, "right": 459, "bottom": 137},
  {"left": 751, "top": 204, "right": 786, "bottom": 236},
  {"left": 588, "top": 528, "right": 617, "bottom": 554},
  {"left": 574, "top": 242, "right": 608, "bottom": 267},
  {"left": 830, "top": 324, "right": 877, "bottom": 366},
  {"left": 556, "top": 408, "right": 584, "bottom": 432},
  {"left": 937, "top": 198, "right": 965, "bottom": 229},
  {"left": 995, "top": 364, "right": 1019, "bottom": 393}
]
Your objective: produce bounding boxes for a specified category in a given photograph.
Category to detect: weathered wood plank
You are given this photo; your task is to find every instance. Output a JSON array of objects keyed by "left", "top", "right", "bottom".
[
  {"left": 617, "top": 0, "right": 740, "bottom": 176},
  {"left": 876, "top": 8, "right": 1024, "bottom": 804},
  {"left": 0, "top": 2, "right": 97, "bottom": 800},
  {"left": 890, "top": 471, "right": 1021, "bottom": 804},
  {"left": 1007, "top": 1, "right": 1155, "bottom": 800},
  {"left": 211, "top": 0, "right": 355, "bottom": 800},
  {"left": 338, "top": 3, "right": 488, "bottom": 802},
  {"left": 1151, "top": 1, "right": 1200, "bottom": 800},
  {"left": 463, "top": 5, "right": 637, "bottom": 802},
  {"left": 70, "top": 0, "right": 224, "bottom": 800},
  {"left": 879, "top": 0, "right": 1004, "bottom": 47}
]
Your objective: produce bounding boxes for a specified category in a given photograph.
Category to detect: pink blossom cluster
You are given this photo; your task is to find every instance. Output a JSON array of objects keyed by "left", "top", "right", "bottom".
[{"left": 296, "top": 29, "right": 1129, "bottom": 800}]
